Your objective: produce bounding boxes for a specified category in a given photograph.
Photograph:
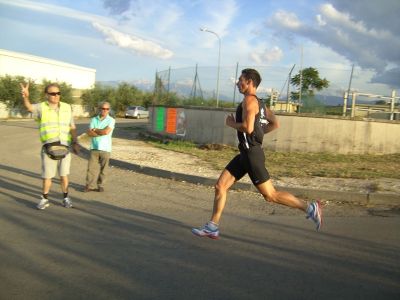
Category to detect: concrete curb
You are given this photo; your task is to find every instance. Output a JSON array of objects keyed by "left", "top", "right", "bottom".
[{"left": 80, "top": 148, "right": 400, "bottom": 205}]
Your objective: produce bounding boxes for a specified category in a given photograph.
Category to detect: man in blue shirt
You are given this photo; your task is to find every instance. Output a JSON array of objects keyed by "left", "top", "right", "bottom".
[{"left": 84, "top": 101, "right": 115, "bottom": 192}]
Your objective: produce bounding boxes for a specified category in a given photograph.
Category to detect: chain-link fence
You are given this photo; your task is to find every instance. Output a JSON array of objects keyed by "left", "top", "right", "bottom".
[{"left": 155, "top": 65, "right": 399, "bottom": 118}]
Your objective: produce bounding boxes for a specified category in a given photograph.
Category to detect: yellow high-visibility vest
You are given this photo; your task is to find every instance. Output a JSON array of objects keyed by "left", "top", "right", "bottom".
[{"left": 38, "top": 102, "right": 72, "bottom": 145}]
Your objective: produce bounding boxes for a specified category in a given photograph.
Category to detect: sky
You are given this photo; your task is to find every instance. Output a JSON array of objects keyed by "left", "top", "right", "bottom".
[{"left": 0, "top": 0, "right": 399, "bottom": 98}]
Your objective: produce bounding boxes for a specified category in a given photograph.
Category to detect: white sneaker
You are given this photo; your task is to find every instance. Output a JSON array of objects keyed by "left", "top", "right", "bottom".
[
  {"left": 192, "top": 221, "right": 219, "bottom": 239},
  {"left": 62, "top": 197, "right": 73, "bottom": 208},
  {"left": 306, "top": 200, "right": 323, "bottom": 231},
  {"left": 37, "top": 197, "right": 50, "bottom": 210}
]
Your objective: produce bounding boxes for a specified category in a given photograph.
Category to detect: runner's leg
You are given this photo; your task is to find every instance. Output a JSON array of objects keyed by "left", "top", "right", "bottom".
[
  {"left": 257, "top": 179, "right": 307, "bottom": 212},
  {"left": 210, "top": 169, "right": 236, "bottom": 224}
]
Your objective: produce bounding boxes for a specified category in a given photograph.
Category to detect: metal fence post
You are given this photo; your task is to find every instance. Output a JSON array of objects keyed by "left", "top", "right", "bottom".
[
  {"left": 390, "top": 90, "right": 396, "bottom": 121},
  {"left": 351, "top": 92, "right": 356, "bottom": 118}
]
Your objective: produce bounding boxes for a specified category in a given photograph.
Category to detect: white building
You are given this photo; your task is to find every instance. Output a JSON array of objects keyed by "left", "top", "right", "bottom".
[
  {"left": 0, "top": 49, "right": 96, "bottom": 89},
  {"left": 0, "top": 49, "right": 96, "bottom": 118}
]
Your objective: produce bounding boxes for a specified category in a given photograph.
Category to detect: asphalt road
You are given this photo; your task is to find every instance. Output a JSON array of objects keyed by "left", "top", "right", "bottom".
[{"left": 0, "top": 120, "right": 399, "bottom": 300}]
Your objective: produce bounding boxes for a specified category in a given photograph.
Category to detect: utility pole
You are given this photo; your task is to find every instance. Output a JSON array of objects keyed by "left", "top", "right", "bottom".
[
  {"left": 347, "top": 64, "right": 354, "bottom": 99},
  {"left": 233, "top": 62, "right": 239, "bottom": 106},
  {"left": 286, "top": 64, "right": 296, "bottom": 112},
  {"left": 200, "top": 27, "right": 221, "bottom": 108},
  {"left": 298, "top": 45, "right": 303, "bottom": 113},
  {"left": 390, "top": 90, "right": 396, "bottom": 121}
]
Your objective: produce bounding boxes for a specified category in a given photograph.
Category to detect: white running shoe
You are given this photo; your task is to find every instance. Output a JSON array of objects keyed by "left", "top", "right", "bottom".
[
  {"left": 192, "top": 222, "right": 219, "bottom": 239},
  {"left": 37, "top": 197, "right": 50, "bottom": 210},
  {"left": 306, "top": 200, "right": 323, "bottom": 231},
  {"left": 62, "top": 197, "right": 73, "bottom": 208}
]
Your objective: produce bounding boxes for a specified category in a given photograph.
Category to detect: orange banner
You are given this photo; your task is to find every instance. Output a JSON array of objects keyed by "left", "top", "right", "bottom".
[{"left": 165, "top": 108, "right": 177, "bottom": 134}]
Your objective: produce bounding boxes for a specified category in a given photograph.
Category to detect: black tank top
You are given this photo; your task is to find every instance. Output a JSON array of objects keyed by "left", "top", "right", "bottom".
[{"left": 236, "top": 95, "right": 265, "bottom": 149}]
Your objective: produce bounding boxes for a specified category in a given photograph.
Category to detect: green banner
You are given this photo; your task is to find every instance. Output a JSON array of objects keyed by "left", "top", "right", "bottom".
[{"left": 155, "top": 107, "right": 165, "bottom": 132}]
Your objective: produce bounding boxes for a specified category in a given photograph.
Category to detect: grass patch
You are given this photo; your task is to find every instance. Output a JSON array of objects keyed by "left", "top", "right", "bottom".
[
  {"left": 146, "top": 138, "right": 400, "bottom": 180},
  {"left": 119, "top": 125, "right": 147, "bottom": 132}
]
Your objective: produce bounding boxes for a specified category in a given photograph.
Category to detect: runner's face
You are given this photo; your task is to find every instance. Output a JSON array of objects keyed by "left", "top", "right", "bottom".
[
  {"left": 46, "top": 87, "right": 61, "bottom": 105},
  {"left": 236, "top": 75, "right": 250, "bottom": 94}
]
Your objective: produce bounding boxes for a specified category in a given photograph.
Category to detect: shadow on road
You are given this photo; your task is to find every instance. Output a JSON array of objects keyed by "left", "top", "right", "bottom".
[
  {"left": 0, "top": 159, "right": 399, "bottom": 300},
  {"left": 0, "top": 120, "right": 399, "bottom": 299}
]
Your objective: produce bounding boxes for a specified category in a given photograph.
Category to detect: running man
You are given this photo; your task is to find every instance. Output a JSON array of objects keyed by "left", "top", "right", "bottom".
[{"left": 192, "top": 68, "right": 322, "bottom": 239}]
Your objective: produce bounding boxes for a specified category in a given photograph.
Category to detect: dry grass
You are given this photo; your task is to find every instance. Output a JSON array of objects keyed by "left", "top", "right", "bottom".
[{"left": 147, "top": 139, "right": 400, "bottom": 180}]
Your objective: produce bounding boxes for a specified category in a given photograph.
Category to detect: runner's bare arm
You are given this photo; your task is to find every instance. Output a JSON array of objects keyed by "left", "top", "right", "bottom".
[
  {"left": 226, "top": 96, "right": 258, "bottom": 134},
  {"left": 262, "top": 107, "right": 279, "bottom": 134}
]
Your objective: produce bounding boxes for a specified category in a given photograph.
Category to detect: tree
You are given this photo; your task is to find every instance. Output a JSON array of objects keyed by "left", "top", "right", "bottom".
[
  {"left": 153, "top": 73, "right": 166, "bottom": 104},
  {"left": 114, "top": 83, "right": 142, "bottom": 113},
  {"left": 81, "top": 83, "right": 116, "bottom": 116},
  {"left": 0, "top": 75, "right": 40, "bottom": 110},
  {"left": 291, "top": 67, "right": 329, "bottom": 99},
  {"left": 290, "top": 67, "right": 330, "bottom": 113}
]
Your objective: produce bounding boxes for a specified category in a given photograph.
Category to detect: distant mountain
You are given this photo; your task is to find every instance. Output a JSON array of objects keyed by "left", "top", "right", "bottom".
[
  {"left": 315, "top": 94, "right": 344, "bottom": 106},
  {"left": 314, "top": 94, "right": 388, "bottom": 106},
  {"left": 97, "top": 80, "right": 154, "bottom": 91}
]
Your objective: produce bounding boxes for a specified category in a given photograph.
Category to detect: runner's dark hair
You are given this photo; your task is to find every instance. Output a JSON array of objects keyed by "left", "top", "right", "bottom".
[{"left": 241, "top": 68, "right": 262, "bottom": 88}]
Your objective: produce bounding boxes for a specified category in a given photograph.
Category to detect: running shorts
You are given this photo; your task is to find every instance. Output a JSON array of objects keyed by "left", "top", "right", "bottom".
[{"left": 226, "top": 145, "right": 270, "bottom": 185}]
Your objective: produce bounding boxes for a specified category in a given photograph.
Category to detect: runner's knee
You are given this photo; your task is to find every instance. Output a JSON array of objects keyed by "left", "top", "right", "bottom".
[
  {"left": 263, "top": 192, "right": 278, "bottom": 203},
  {"left": 215, "top": 181, "right": 228, "bottom": 195}
]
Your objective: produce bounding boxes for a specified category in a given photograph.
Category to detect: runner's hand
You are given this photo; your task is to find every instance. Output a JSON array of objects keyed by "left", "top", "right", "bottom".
[{"left": 226, "top": 113, "right": 236, "bottom": 127}]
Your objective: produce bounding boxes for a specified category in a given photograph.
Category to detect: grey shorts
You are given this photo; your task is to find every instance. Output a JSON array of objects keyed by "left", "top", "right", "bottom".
[{"left": 41, "top": 149, "right": 71, "bottom": 179}]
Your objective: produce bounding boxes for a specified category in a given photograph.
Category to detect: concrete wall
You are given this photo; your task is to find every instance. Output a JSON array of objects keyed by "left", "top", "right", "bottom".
[
  {"left": 0, "top": 49, "right": 95, "bottom": 89},
  {"left": 148, "top": 106, "right": 400, "bottom": 154}
]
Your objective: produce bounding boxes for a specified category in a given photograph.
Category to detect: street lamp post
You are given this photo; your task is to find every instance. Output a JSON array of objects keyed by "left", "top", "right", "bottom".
[{"left": 200, "top": 27, "right": 221, "bottom": 108}]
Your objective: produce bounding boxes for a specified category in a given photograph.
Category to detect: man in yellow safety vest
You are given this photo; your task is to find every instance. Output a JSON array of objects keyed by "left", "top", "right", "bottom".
[{"left": 21, "top": 82, "right": 80, "bottom": 210}]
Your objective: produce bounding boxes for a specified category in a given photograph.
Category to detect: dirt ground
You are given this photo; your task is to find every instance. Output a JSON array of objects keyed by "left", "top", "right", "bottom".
[{"left": 79, "top": 135, "right": 400, "bottom": 195}]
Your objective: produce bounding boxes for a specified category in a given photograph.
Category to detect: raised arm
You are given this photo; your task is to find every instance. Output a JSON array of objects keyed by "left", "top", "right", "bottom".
[{"left": 20, "top": 82, "right": 33, "bottom": 112}]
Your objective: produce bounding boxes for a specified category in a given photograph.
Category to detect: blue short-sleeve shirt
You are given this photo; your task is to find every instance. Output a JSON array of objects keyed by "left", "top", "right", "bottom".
[{"left": 89, "top": 115, "right": 115, "bottom": 152}]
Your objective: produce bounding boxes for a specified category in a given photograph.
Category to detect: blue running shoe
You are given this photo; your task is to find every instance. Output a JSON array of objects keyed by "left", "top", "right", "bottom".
[
  {"left": 306, "top": 200, "right": 323, "bottom": 231},
  {"left": 192, "top": 222, "right": 219, "bottom": 239}
]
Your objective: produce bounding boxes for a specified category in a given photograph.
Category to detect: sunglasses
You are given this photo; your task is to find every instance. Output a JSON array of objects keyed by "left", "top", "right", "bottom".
[
  {"left": 47, "top": 92, "right": 61, "bottom": 96},
  {"left": 100, "top": 108, "right": 110, "bottom": 110}
]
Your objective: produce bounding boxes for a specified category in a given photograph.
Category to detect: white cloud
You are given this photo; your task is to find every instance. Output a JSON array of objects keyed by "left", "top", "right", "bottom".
[
  {"left": 266, "top": 3, "right": 400, "bottom": 89},
  {"left": 155, "top": 3, "right": 184, "bottom": 34},
  {"left": 201, "top": 0, "right": 239, "bottom": 40},
  {"left": 316, "top": 15, "right": 326, "bottom": 26},
  {"left": 271, "top": 10, "right": 302, "bottom": 30},
  {"left": 0, "top": 0, "right": 110, "bottom": 24},
  {"left": 1, "top": 0, "right": 173, "bottom": 60},
  {"left": 175, "top": 78, "right": 193, "bottom": 87},
  {"left": 92, "top": 22, "right": 173, "bottom": 59},
  {"left": 250, "top": 46, "right": 283, "bottom": 64}
]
